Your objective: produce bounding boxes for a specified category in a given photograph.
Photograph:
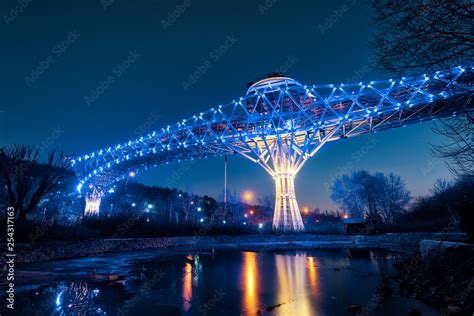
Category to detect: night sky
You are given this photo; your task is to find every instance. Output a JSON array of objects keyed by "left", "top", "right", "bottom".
[{"left": 0, "top": 0, "right": 452, "bottom": 211}]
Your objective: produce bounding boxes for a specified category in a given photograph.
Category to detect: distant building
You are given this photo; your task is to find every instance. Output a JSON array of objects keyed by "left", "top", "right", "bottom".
[{"left": 342, "top": 218, "right": 366, "bottom": 234}]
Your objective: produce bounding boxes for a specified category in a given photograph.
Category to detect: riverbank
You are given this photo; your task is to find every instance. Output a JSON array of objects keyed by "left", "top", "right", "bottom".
[
  {"left": 395, "top": 244, "right": 474, "bottom": 315},
  {"left": 9, "top": 232, "right": 466, "bottom": 263}
]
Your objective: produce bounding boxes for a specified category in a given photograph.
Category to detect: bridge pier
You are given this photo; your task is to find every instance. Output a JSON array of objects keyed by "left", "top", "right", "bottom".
[
  {"left": 273, "top": 172, "right": 304, "bottom": 231},
  {"left": 234, "top": 76, "right": 336, "bottom": 232},
  {"left": 84, "top": 186, "right": 102, "bottom": 216}
]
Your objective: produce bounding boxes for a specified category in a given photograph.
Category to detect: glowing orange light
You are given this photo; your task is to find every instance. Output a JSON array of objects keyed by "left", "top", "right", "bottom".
[
  {"left": 243, "top": 191, "right": 253, "bottom": 201},
  {"left": 250, "top": 210, "right": 254, "bottom": 215},
  {"left": 303, "top": 207, "right": 309, "bottom": 214}
]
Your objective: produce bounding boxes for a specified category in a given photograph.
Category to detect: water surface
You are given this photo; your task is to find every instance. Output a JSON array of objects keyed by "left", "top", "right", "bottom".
[{"left": 2, "top": 249, "right": 439, "bottom": 315}]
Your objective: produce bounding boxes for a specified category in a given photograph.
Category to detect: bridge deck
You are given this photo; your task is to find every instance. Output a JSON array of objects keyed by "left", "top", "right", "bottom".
[{"left": 73, "top": 66, "right": 473, "bottom": 192}]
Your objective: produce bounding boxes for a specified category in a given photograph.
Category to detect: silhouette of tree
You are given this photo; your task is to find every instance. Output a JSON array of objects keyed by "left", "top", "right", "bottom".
[
  {"left": 410, "top": 176, "right": 473, "bottom": 240},
  {"left": 430, "top": 178, "right": 453, "bottom": 196},
  {"left": 331, "top": 170, "right": 411, "bottom": 222},
  {"left": 0, "top": 145, "right": 72, "bottom": 222},
  {"left": 370, "top": 0, "right": 473, "bottom": 75},
  {"left": 431, "top": 113, "right": 474, "bottom": 176},
  {"left": 371, "top": 0, "right": 474, "bottom": 177},
  {"left": 373, "top": 172, "right": 412, "bottom": 223},
  {"left": 258, "top": 194, "right": 275, "bottom": 209}
]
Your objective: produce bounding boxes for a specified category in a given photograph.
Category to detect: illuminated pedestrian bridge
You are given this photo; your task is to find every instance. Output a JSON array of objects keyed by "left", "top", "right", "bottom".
[{"left": 72, "top": 65, "right": 474, "bottom": 231}]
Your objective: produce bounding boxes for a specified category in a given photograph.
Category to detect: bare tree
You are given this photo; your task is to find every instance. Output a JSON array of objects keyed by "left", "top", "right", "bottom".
[
  {"left": 373, "top": 172, "right": 412, "bottom": 223},
  {"left": 258, "top": 194, "right": 275, "bottom": 209},
  {"left": 178, "top": 192, "right": 194, "bottom": 222},
  {"left": 370, "top": 0, "right": 473, "bottom": 76},
  {"left": 331, "top": 170, "right": 411, "bottom": 222},
  {"left": 226, "top": 191, "right": 246, "bottom": 224},
  {"left": 431, "top": 112, "right": 474, "bottom": 176},
  {"left": 0, "top": 145, "right": 72, "bottom": 222},
  {"left": 371, "top": 0, "right": 474, "bottom": 176},
  {"left": 331, "top": 171, "right": 377, "bottom": 218},
  {"left": 430, "top": 178, "right": 453, "bottom": 195}
]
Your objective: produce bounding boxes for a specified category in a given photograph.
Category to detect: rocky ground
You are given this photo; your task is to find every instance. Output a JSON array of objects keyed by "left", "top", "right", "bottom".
[{"left": 395, "top": 247, "right": 474, "bottom": 315}]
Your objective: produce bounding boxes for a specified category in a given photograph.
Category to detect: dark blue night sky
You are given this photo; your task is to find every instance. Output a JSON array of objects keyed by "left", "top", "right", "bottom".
[{"left": 0, "top": 0, "right": 451, "bottom": 211}]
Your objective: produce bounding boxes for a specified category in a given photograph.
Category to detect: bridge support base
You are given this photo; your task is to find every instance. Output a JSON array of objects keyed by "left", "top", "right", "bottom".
[
  {"left": 84, "top": 187, "right": 102, "bottom": 216},
  {"left": 272, "top": 173, "right": 304, "bottom": 231}
]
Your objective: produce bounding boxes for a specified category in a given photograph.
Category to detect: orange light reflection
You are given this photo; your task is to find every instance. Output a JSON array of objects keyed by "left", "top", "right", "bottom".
[
  {"left": 307, "top": 257, "right": 318, "bottom": 294},
  {"left": 274, "top": 254, "right": 320, "bottom": 315},
  {"left": 182, "top": 258, "right": 193, "bottom": 312},
  {"left": 242, "top": 252, "right": 260, "bottom": 314}
]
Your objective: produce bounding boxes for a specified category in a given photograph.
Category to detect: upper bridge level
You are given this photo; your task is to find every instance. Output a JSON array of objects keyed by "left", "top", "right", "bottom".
[{"left": 72, "top": 65, "right": 474, "bottom": 193}]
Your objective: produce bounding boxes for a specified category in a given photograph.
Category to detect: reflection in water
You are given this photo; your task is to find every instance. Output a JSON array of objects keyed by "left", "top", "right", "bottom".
[
  {"left": 307, "top": 256, "right": 318, "bottom": 294},
  {"left": 183, "top": 255, "right": 193, "bottom": 312},
  {"left": 242, "top": 251, "right": 260, "bottom": 314},
  {"left": 4, "top": 250, "right": 429, "bottom": 316},
  {"left": 240, "top": 252, "right": 320, "bottom": 315},
  {"left": 55, "top": 282, "right": 106, "bottom": 315},
  {"left": 193, "top": 254, "right": 201, "bottom": 287},
  {"left": 275, "top": 254, "right": 318, "bottom": 315}
]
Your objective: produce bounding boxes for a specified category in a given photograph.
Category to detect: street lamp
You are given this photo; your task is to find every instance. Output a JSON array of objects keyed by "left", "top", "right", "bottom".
[
  {"left": 243, "top": 191, "right": 253, "bottom": 202},
  {"left": 125, "top": 171, "right": 136, "bottom": 191}
]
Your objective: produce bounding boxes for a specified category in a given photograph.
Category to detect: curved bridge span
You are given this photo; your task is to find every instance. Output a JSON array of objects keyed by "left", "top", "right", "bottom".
[{"left": 73, "top": 65, "right": 474, "bottom": 231}]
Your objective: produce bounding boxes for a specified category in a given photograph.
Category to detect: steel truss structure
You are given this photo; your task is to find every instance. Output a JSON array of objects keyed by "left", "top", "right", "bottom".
[{"left": 73, "top": 65, "right": 474, "bottom": 231}]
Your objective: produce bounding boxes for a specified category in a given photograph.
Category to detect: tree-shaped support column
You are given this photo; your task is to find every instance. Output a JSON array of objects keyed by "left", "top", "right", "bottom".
[
  {"left": 84, "top": 186, "right": 103, "bottom": 216},
  {"left": 228, "top": 124, "right": 341, "bottom": 231},
  {"left": 224, "top": 77, "right": 344, "bottom": 231},
  {"left": 273, "top": 172, "right": 304, "bottom": 231}
]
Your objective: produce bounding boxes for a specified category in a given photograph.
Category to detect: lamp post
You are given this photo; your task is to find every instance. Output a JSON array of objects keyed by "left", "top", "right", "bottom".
[
  {"left": 243, "top": 191, "right": 253, "bottom": 202},
  {"left": 125, "top": 170, "right": 136, "bottom": 190}
]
